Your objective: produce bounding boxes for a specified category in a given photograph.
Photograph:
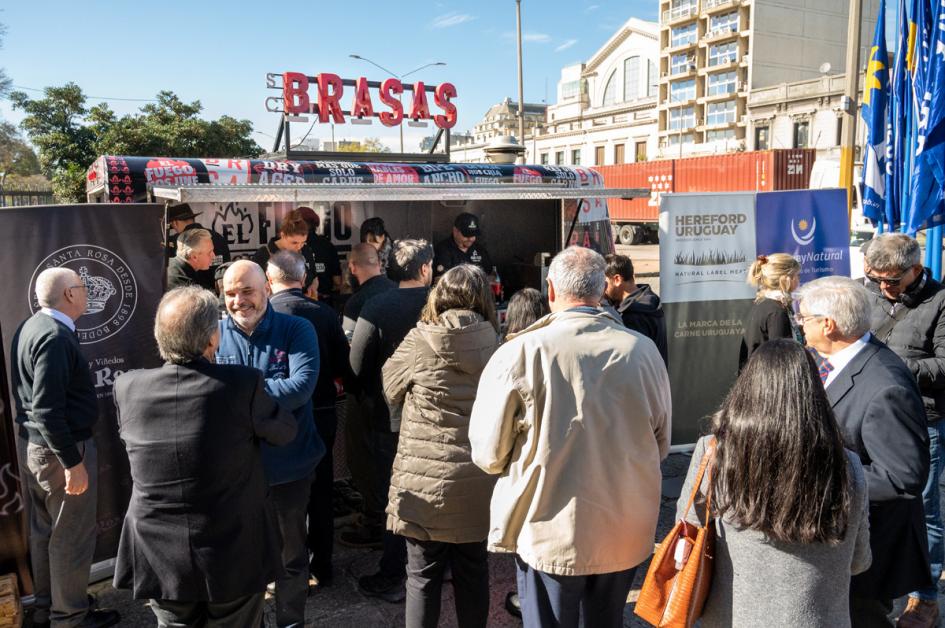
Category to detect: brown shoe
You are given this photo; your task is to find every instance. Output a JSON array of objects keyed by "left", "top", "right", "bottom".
[{"left": 897, "top": 597, "right": 940, "bottom": 628}]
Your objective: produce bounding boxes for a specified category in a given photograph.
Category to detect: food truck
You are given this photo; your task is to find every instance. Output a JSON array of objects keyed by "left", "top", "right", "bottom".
[{"left": 86, "top": 156, "right": 647, "bottom": 297}]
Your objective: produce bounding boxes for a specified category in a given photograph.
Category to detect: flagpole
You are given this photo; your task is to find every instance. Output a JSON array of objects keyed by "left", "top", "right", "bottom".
[{"left": 841, "top": 0, "right": 864, "bottom": 224}]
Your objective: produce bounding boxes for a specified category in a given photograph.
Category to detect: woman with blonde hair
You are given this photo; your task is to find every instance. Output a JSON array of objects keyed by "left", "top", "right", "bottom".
[
  {"left": 738, "top": 252, "right": 802, "bottom": 368},
  {"left": 382, "top": 264, "right": 500, "bottom": 628}
]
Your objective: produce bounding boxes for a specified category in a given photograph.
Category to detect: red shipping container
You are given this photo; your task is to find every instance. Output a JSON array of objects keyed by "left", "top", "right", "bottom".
[{"left": 593, "top": 148, "right": 816, "bottom": 223}]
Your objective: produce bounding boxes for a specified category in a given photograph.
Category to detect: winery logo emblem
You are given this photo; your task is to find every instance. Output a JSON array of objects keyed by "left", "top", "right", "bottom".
[
  {"left": 28, "top": 244, "right": 139, "bottom": 344},
  {"left": 791, "top": 217, "right": 817, "bottom": 246}
]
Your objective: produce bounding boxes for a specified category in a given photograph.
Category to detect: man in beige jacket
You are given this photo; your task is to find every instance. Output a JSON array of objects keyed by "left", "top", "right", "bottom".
[{"left": 469, "top": 245, "right": 671, "bottom": 628}]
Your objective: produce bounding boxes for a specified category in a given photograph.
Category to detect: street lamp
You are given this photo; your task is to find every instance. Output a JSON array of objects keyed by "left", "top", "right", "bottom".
[{"left": 349, "top": 54, "right": 447, "bottom": 153}]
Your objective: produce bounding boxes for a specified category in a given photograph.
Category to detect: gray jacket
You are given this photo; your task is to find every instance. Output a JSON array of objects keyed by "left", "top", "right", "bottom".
[
  {"left": 677, "top": 436, "right": 871, "bottom": 628},
  {"left": 868, "top": 269, "right": 945, "bottom": 422}
]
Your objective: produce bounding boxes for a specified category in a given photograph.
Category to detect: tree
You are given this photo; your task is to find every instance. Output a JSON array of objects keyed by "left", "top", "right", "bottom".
[
  {"left": 0, "top": 22, "right": 11, "bottom": 99},
  {"left": 336, "top": 137, "right": 390, "bottom": 153},
  {"left": 11, "top": 86, "right": 263, "bottom": 203},
  {"left": 0, "top": 121, "right": 42, "bottom": 179}
]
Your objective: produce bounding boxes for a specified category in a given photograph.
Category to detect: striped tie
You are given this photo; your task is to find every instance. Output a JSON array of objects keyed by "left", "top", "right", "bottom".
[{"left": 807, "top": 348, "right": 834, "bottom": 384}]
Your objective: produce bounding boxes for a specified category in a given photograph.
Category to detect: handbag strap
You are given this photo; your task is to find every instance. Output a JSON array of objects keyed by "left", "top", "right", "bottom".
[{"left": 682, "top": 438, "right": 717, "bottom": 527}]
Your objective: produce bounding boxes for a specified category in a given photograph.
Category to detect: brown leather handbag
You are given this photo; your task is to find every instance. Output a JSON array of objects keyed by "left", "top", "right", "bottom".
[{"left": 634, "top": 441, "right": 716, "bottom": 628}]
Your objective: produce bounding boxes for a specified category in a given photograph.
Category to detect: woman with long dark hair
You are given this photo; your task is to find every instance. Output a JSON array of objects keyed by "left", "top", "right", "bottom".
[
  {"left": 382, "top": 264, "right": 500, "bottom": 628},
  {"left": 677, "top": 339, "right": 870, "bottom": 627},
  {"left": 504, "top": 287, "right": 550, "bottom": 339}
]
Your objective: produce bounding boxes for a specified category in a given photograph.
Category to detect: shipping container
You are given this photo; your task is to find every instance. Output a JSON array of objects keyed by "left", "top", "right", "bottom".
[{"left": 593, "top": 148, "right": 817, "bottom": 244}]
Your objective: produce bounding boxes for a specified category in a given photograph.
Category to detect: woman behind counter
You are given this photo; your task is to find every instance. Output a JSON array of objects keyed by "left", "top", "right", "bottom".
[
  {"left": 678, "top": 339, "right": 871, "bottom": 628},
  {"left": 739, "top": 252, "right": 802, "bottom": 368}
]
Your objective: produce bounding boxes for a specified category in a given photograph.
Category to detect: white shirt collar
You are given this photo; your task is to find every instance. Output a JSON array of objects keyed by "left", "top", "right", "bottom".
[
  {"left": 824, "top": 332, "right": 871, "bottom": 388},
  {"left": 40, "top": 307, "right": 76, "bottom": 332}
]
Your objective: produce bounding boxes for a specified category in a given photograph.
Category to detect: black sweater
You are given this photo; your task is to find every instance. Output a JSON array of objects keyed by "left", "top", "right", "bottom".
[{"left": 12, "top": 312, "right": 97, "bottom": 468}]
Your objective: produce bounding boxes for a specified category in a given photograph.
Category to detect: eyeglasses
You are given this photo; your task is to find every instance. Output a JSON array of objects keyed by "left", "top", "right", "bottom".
[
  {"left": 69, "top": 284, "right": 87, "bottom": 291},
  {"left": 794, "top": 313, "right": 825, "bottom": 326},
  {"left": 866, "top": 272, "right": 908, "bottom": 287}
]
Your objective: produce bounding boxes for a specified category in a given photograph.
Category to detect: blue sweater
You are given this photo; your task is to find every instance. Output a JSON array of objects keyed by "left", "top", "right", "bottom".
[{"left": 217, "top": 304, "right": 323, "bottom": 485}]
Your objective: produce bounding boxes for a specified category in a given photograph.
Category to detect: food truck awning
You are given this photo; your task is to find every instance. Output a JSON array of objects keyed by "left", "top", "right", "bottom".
[{"left": 151, "top": 184, "right": 649, "bottom": 204}]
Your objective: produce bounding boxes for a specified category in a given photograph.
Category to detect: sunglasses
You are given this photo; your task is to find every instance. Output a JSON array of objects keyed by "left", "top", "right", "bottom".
[{"left": 866, "top": 273, "right": 908, "bottom": 287}]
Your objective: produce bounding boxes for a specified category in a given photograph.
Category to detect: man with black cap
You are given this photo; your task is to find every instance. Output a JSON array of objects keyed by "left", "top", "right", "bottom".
[
  {"left": 165, "top": 204, "right": 231, "bottom": 291},
  {"left": 433, "top": 212, "right": 494, "bottom": 280}
]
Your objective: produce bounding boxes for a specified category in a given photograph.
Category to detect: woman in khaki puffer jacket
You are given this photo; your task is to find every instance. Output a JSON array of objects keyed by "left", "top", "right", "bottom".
[{"left": 382, "top": 264, "right": 500, "bottom": 628}]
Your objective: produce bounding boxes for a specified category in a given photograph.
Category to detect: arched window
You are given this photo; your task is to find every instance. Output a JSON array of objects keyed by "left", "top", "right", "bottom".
[
  {"left": 624, "top": 56, "right": 641, "bottom": 101},
  {"left": 602, "top": 70, "right": 617, "bottom": 106}
]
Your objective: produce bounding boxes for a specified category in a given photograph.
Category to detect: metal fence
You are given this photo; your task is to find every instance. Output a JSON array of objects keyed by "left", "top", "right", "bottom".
[{"left": 0, "top": 189, "right": 55, "bottom": 207}]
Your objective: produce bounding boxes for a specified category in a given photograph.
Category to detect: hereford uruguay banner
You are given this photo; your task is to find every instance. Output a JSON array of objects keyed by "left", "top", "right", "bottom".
[
  {"left": 660, "top": 190, "right": 849, "bottom": 445},
  {"left": 0, "top": 203, "right": 165, "bottom": 564}
]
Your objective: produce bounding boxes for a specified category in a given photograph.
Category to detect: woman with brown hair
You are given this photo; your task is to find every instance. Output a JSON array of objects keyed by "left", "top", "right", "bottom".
[
  {"left": 381, "top": 264, "right": 500, "bottom": 628},
  {"left": 677, "top": 339, "right": 870, "bottom": 627},
  {"left": 252, "top": 209, "right": 319, "bottom": 295},
  {"left": 738, "top": 252, "right": 802, "bottom": 368}
]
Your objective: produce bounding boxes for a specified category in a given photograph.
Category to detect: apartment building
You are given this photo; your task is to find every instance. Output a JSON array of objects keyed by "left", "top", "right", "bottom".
[{"left": 657, "top": 0, "right": 877, "bottom": 157}]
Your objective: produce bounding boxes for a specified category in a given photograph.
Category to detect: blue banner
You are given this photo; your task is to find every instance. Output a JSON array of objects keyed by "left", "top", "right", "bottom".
[
  {"left": 861, "top": 0, "right": 889, "bottom": 222},
  {"left": 754, "top": 189, "right": 851, "bottom": 282}
]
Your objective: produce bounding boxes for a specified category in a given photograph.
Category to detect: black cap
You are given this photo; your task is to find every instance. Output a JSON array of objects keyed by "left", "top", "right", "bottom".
[
  {"left": 214, "top": 261, "right": 234, "bottom": 283},
  {"left": 168, "top": 203, "right": 200, "bottom": 221},
  {"left": 454, "top": 212, "right": 481, "bottom": 237}
]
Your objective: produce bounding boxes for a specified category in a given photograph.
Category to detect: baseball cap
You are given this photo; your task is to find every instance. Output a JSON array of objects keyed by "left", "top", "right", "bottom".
[{"left": 454, "top": 212, "right": 481, "bottom": 237}]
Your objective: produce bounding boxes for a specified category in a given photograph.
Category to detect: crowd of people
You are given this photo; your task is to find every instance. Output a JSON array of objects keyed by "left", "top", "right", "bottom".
[{"left": 11, "top": 205, "right": 945, "bottom": 628}]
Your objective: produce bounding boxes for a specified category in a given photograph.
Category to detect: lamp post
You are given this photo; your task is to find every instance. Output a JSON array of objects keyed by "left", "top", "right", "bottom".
[
  {"left": 349, "top": 54, "right": 447, "bottom": 153},
  {"left": 515, "top": 0, "right": 526, "bottom": 163}
]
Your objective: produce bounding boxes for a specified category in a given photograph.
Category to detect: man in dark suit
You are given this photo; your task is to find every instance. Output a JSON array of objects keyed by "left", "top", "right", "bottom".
[
  {"left": 12, "top": 267, "right": 120, "bottom": 628},
  {"left": 266, "top": 250, "right": 352, "bottom": 586},
  {"left": 797, "top": 276, "right": 931, "bottom": 627},
  {"left": 112, "top": 286, "right": 297, "bottom": 627}
]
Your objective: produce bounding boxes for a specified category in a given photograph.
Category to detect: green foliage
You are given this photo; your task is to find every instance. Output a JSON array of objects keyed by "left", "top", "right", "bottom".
[
  {"left": 0, "top": 121, "right": 42, "bottom": 178},
  {"left": 336, "top": 137, "right": 390, "bottom": 153},
  {"left": 10, "top": 85, "right": 263, "bottom": 203}
]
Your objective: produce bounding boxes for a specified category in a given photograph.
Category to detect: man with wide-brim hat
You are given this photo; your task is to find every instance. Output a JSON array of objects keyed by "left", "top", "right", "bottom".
[{"left": 165, "top": 203, "right": 231, "bottom": 291}]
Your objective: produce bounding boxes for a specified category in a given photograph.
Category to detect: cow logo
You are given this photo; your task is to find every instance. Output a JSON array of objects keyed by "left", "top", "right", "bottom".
[
  {"left": 791, "top": 217, "right": 816, "bottom": 246},
  {"left": 29, "top": 245, "right": 138, "bottom": 344}
]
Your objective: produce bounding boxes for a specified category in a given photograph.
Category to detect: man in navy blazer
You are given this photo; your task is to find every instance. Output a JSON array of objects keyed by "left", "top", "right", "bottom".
[
  {"left": 113, "top": 286, "right": 297, "bottom": 627},
  {"left": 797, "top": 276, "right": 930, "bottom": 627}
]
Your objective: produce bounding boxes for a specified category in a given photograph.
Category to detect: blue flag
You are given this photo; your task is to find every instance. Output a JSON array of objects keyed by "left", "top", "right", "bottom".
[
  {"left": 862, "top": 0, "right": 890, "bottom": 223},
  {"left": 905, "top": 0, "right": 945, "bottom": 233},
  {"left": 887, "top": 0, "right": 912, "bottom": 230}
]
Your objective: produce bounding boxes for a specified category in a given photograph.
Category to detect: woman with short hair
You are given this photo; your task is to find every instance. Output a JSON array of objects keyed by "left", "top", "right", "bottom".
[
  {"left": 677, "top": 339, "right": 871, "bottom": 627},
  {"left": 382, "top": 264, "right": 500, "bottom": 628}
]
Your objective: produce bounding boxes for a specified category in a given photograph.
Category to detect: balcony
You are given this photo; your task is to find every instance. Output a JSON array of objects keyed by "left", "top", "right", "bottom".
[
  {"left": 664, "top": 38, "right": 699, "bottom": 54},
  {"left": 703, "top": 0, "right": 738, "bottom": 14},
  {"left": 662, "top": 3, "right": 699, "bottom": 25},
  {"left": 702, "top": 25, "right": 741, "bottom": 44}
]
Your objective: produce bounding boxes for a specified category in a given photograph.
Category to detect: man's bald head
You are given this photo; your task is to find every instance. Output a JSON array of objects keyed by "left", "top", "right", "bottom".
[
  {"left": 222, "top": 260, "right": 270, "bottom": 333},
  {"left": 35, "top": 267, "right": 88, "bottom": 321},
  {"left": 348, "top": 242, "right": 382, "bottom": 284}
]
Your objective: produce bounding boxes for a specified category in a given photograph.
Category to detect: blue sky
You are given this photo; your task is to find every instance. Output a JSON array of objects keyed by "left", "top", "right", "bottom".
[{"left": 0, "top": 0, "right": 655, "bottom": 153}]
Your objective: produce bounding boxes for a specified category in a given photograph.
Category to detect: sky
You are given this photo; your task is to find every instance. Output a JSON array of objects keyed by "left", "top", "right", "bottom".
[{"left": 0, "top": 0, "right": 655, "bottom": 154}]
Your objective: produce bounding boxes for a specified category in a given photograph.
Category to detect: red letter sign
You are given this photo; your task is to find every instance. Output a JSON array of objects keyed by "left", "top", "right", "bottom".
[
  {"left": 283, "top": 72, "right": 310, "bottom": 115},
  {"left": 351, "top": 76, "right": 375, "bottom": 119},
  {"left": 316, "top": 73, "right": 345, "bottom": 123},
  {"left": 433, "top": 82, "right": 458, "bottom": 129},
  {"left": 379, "top": 78, "right": 404, "bottom": 127},
  {"left": 408, "top": 81, "right": 430, "bottom": 121}
]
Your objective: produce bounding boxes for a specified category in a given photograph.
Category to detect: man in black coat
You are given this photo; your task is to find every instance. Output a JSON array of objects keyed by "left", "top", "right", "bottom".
[
  {"left": 266, "top": 250, "right": 352, "bottom": 586},
  {"left": 603, "top": 253, "right": 668, "bottom": 364},
  {"left": 112, "top": 286, "right": 297, "bottom": 627},
  {"left": 12, "top": 268, "right": 121, "bottom": 628},
  {"left": 343, "top": 243, "right": 397, "bottom": 341},
  {"left": 166, "top": 228, "right": 215, "bottom": 291},
  {"left": 864, "top": 233, "right": 945, "bottom": 627},
  {"left": 797, "top": 276, "right": 931, "bottom": 627},
  {"left": 165, "top": 203, "right": 231, "bottom": 290}
]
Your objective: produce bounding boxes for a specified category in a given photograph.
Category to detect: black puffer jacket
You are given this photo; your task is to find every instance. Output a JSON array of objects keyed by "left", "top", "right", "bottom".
[{"left": 869, "top": 268, "right": 945, "bottom": 422}]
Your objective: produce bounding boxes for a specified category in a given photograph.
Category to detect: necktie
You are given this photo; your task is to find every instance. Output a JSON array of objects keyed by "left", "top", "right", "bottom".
[{"left": 807, "top": 348, "right": 834, "bottom": 384}]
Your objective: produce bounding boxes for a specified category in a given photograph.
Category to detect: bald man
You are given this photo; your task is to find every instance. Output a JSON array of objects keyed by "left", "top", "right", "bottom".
[
  {"left": 12, "top": 268, "right": 121, "bottom": 627},
  {"left": 216, "top": 260, "right": 322, "bottom": 628},
  {"left": 342, "top": 243, "right": 397, "bottom": 341}
]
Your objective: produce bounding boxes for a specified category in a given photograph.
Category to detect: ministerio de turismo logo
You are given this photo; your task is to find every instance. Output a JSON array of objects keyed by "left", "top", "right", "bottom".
[
  {"left": 28, "top": 244, "right": 138, "bottom": 345},
  {"left": 792, "top": 217, "right": 817, "bottom": 246}
]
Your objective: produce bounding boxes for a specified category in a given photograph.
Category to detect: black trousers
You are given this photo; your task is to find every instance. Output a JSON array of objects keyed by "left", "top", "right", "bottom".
[
  {"left": 344, "top": 396, "right": 383, "bottom": 528},
  {"left": 307, "top": 407, "right": 337, "bottom": 578},
  {"left": 373, "top": 428, "right": 406, "bottom": 578},
  {"left": 404, "top": 538, "right": 490, "bottom": 628},
  {"left": 849, "top": 595, "right": 894, "bottom": 628},
  {"left": 150, "top": 593, "right": 265, "bottom": 628}
]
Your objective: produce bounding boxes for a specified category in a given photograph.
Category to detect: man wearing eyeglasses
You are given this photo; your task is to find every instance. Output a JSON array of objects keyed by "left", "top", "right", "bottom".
[
  {"left": 11, "top": 268, "right": 120, "bottom": 627},
  {"left": 864, "top": 233, "right": 945, "bottom": 628}
]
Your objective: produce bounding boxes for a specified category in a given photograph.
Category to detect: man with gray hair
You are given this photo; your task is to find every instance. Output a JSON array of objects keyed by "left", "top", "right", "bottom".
[
  {"left": 11, "top": 268, "right": 120, "bottom": 627},
  {"left": 469, "top": 246, "right": 671, "bottom": 627},
  {"left": 112, "top": 286, "right": 295, "bottom": 627},
  {"left": 862, "top": 233, "right": 945, "bottom": 627},
  {"left": 796, "top": 275, "right": 930, "bottom": 626},
  {"left": 166, "top": 228, "right": 215, "bottom": 291},
  {"left": 267, "top": 250, "right": 352, "bottom": 586}
]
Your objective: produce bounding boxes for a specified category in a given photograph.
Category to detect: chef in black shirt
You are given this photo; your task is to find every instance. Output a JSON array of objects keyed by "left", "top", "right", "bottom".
[
  {"left": 296, "top": 206, "right": 343, "bottom": 306},
  {"left": 433, "top": 212, "right": 494, "bottom": 279}
]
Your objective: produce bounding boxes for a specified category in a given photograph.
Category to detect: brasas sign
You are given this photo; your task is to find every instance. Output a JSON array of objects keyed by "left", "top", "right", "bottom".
[{"left": 266, "top": 72, "right": 457, "bottom": 129}]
